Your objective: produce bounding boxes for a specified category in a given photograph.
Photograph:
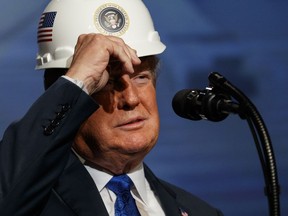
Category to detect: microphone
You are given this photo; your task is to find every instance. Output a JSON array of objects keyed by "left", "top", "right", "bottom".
[{"left": 172, "top": 88, "right": 240, "bottom": 122}]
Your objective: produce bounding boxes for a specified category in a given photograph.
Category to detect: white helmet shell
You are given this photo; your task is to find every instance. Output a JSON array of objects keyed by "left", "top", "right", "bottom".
[{"left": 36, "top": 0, "right": 166, "bottom": 69}]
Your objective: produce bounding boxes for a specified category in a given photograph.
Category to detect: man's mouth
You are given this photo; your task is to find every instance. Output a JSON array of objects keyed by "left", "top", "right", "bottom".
[{"left": 116, "top": 116, "right": 146, "bottom": 129}]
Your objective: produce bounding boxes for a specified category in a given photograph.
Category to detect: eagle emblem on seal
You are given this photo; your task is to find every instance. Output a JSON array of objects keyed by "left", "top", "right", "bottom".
[
  {"left": 103, "top": 11, "right": 122, "bottom": 30},
  {"left": 94, "top": 4, "right": 129, "bottom": 36}
]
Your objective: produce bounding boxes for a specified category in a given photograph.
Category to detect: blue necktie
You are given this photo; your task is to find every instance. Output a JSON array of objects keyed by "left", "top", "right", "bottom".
[{"left": 106, "top": 174, "right": 141, "bottom": 216}]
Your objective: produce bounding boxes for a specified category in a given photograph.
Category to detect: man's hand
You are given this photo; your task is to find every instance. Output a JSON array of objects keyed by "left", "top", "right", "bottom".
[{"left": 65, "top": 34, "right": 141, "bottom": 95}]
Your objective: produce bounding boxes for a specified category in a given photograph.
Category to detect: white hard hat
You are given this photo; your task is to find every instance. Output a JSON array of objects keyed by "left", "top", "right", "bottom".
[{"left": 36, "top": 0, "right": 166, "bottom": 70}]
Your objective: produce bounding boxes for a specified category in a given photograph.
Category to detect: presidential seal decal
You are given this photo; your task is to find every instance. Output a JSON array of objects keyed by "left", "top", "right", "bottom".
[{"left": 94, "top": 4, "right": 129, "bottom": 36}]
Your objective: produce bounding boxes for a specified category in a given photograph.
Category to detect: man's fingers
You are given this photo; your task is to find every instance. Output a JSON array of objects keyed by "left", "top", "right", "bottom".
[
  {"left": 106, "top": 36, "right": 141, "bottom": 73},
  {"left": 67, "top": 34, "right": 142, "bottom": 94}
]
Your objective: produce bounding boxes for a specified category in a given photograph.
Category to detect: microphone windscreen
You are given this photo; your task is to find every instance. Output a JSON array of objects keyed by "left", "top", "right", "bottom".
[{"left": 172, "top": 89, "right": 192, "bottom": 119}]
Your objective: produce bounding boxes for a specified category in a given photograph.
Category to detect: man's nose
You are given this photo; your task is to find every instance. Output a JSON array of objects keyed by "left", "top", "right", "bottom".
[{"left": 116, "top": 76, "right": 140, "bottom": 110}]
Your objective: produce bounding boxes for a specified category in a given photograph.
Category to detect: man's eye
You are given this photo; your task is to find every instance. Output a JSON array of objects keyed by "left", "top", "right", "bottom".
[
  {"left": 137, "top": 75, "right": 148, "bottom": 79},
  {"left": 133, "top": 74, "right": 150, "bottom": 84}
]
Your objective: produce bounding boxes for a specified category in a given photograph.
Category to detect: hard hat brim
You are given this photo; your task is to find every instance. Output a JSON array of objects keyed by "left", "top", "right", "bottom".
[{"left": 35, "top": 41, "right": 166, "bottom": 70}]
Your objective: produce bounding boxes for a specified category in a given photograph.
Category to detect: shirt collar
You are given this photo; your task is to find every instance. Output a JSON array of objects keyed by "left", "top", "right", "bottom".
[
  {"left": 72, "top": 148, "right": 148, "bottom": 204},
  {"left": 127, "top": 163, "right": 148, "bottom": 204},
  {"left": 83, "top": 162, "right": 148, "bottom": 205}
]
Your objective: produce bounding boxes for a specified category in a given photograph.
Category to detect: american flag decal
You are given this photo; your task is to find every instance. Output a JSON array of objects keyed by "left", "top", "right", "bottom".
[{"left": 37, "top": 12, "right": 57, "bottom": 43}]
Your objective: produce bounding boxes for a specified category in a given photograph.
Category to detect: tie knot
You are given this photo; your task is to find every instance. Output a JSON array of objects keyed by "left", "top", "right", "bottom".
[
  {"left": 106, "top": 174, "right": 140, "bottom": 216},
  {"left": 106, "top": 174, "right": 133, "bottom": 195}
]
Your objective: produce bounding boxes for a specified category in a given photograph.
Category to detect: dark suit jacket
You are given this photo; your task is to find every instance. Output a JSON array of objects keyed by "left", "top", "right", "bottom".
[{"left": 0, "top": 78, "right": 223, "bottom": 216}]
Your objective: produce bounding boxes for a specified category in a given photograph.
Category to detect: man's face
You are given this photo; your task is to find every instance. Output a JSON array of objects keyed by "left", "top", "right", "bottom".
[{"left": 74, "top": 57, "right": 159, "bottom": 172}]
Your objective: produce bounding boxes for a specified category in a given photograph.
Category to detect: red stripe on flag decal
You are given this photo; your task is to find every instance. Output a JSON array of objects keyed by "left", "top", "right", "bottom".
[{"left": 38, "top": 39, "right": 53, "bottom": 43}]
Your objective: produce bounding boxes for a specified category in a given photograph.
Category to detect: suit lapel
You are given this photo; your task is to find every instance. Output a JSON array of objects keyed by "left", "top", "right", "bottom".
[
  {"left": 53, "top": 153, "right": 109, "bottom": 216},
  {"left": 144, "top": 164, "right": 182, "bottom": 216}
]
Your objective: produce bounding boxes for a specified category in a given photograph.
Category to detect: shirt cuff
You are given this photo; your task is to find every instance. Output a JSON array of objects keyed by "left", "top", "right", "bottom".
[{"left": 62, "top": 75, "right": 89, "bottom": 94}]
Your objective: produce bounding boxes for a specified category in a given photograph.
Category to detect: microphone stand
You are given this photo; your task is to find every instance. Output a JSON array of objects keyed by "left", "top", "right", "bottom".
[{"left": 208, "top": 72, "right": 280, "bottom": 216}]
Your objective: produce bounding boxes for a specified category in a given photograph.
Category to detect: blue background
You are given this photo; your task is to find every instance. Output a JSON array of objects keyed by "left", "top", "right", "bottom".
[{"left": 0, "top": 0, "right": 287, "bottom": 215}]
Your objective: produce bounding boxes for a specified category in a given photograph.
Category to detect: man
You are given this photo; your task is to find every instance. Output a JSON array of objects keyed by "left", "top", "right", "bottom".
[{"left": 0, "top": 0, "right": 223, "bottom": 215}]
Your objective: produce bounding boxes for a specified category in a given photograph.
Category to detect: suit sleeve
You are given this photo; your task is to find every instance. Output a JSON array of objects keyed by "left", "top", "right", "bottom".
[{"left": 0, "top": 78, "right": 99, "bottom": 215}]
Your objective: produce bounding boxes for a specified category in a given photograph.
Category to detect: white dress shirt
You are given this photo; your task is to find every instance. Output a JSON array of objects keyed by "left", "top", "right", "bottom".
[{"left": 84, "top": 163, "right": 165, "bottom": 216}]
